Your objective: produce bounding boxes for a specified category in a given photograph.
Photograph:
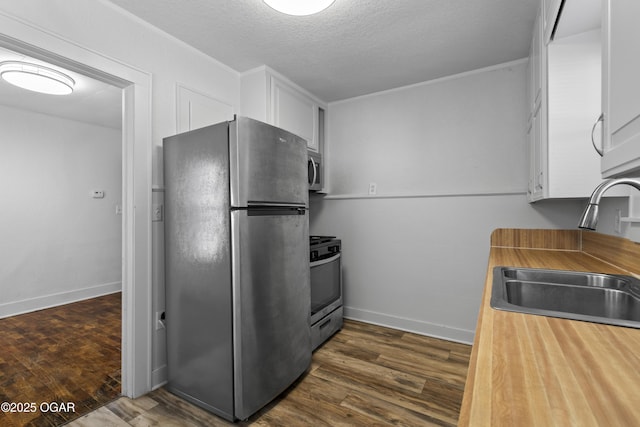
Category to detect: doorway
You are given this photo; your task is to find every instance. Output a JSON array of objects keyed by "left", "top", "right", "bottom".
[
  {"left": 0, "top": 44, "right": 124, "bottom": 425},
  {"left": 0, "top": 14, "right": 153, "bottom": 403}
]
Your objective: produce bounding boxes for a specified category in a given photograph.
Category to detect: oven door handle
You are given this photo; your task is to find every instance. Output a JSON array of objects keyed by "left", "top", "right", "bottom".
[{"left": 310, "top": 253, "right": 341, "bottom": 268}]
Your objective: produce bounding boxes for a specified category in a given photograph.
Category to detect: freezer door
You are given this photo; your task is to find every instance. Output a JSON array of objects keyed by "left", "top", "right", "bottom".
[
  {"left": 231, "top": 208, "right": 311, "bottom": 420},
  {"left": 229, "top": 117, "right": 308, "bottom": 207}
]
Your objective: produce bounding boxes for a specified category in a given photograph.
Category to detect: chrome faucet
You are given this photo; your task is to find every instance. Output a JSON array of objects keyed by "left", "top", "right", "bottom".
[{"left": 578, "top": 178, "right": 640, "bottom": 230}]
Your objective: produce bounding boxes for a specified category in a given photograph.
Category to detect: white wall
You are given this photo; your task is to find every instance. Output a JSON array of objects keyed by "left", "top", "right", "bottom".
[
  {"left": 594, "top": 196, "right": 640, "bottom": 241},
  {"left": 311, "top": 61, "right": 585, "bottom": 343},
  {"left": 0, "top": 0, "right": 240, "bottom": 389},
  {"left": 0, "top": 105, "right": 121, "bottom": 316},
  {"left": 326, "top": 62, "right": 529, "bottom": 196}
]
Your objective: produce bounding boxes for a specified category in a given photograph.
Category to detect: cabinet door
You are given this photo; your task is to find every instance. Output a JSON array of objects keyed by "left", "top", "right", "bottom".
[
  {"left": 271, "top": 77, "right": 318, "bottom": 151},
  {"left": 176, "top": 84, "right": 234, "bottom": 133},
  {"left": 602, "top": 0, "right": 640, "bottom": 177},
  {"left": 527, "top": 8, "right": 547, "bottom": 202},
  {"left": 529, "top": 100, "right": 546, "bottom": 201},
  {"left": 531, "top": 11, "right": 543, "bottom": 108}
]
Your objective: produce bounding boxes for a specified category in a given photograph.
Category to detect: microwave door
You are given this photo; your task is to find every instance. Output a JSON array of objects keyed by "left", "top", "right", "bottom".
[
  {"left": 307, "top": 151, "right": 322, "bottom": 191},
  {"left": 308, "top": 156, "right": 317, "bottom": 187}
]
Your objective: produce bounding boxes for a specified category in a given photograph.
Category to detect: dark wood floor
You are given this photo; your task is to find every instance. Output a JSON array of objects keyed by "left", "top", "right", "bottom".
[
  {"left": 69, "top": 319, "right": 471, "bottom": 426},
  {"left": 0, "top": 293, "right": 121, "bottom": 427}
]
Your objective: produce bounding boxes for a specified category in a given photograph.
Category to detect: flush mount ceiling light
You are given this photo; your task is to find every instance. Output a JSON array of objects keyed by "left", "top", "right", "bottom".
[
  {"left": 263, "top": 0, "right": 335, "bottom": 16},
  {"left": 0, "top": 61, "right": 75, "bottom": 95}
]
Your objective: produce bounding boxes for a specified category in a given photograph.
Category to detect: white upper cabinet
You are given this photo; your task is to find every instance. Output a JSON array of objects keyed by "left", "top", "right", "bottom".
[
  {"left": 527, "top": 1, "right": 604, "bottom": 201},
  {"left": 240, "top": 66, "right": 326, "bottom": 153},
  {"left": 176, "top": 84, "right": 235, "bottom": 133},
  {"left": 601, "top": 0, "right": 640, "bottom": 177},
  {"left": 271, "top": 78, "right": 318, "bottom": 151},
  {"left": 546, "top": 30, "right": 604, "bottom": 197}
]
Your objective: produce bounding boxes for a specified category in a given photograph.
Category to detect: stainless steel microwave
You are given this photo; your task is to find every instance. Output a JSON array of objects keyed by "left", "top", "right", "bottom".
[{"left": 308, "top": 150, "right": 322, "bottom": 191}]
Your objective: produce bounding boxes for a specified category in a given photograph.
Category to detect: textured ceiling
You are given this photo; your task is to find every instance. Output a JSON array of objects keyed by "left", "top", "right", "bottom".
[{"left": 107, "top": 0, "right": 539, "bottom": 102}]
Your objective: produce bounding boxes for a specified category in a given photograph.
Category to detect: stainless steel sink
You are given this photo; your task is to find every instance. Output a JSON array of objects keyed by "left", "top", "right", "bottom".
[{"left": 490, "top": 267, "right": 640, "bottom": 328}]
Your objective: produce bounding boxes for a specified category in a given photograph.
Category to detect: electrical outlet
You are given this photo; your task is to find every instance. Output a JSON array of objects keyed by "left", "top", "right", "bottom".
[
  {"left": 155, "top": 311, "right": 166, "bottom": 330},
  {"left": 368, "top": 182, "right": 377, "bottom": 195},
  {"left": 615, "top": 209, "right": 622, "bottom": 234},
  {"left": 152, "top": 204, "right": 163, "bottom": 222}
]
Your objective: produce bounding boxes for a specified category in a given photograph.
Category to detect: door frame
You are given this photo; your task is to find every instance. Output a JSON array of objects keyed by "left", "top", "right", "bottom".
[{"left": 0, "top": 15, "right": 153, "bottom": 398}]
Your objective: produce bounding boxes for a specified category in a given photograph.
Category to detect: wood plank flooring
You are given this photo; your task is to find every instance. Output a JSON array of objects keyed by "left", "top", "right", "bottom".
[
  {"left": 69, "top": 320, "right": 471, "bottom": 426},
  {"left": 0, "top": 293, "right": 121, "bottom": 427}
]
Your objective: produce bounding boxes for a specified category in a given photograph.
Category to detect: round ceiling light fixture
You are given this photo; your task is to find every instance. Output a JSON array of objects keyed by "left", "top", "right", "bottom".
[
  {"left": 0, "top": 61, "right": 75, "bottom": 95},
  {"left": 263, "top": 0, "right": 335, "bottom": 16}
]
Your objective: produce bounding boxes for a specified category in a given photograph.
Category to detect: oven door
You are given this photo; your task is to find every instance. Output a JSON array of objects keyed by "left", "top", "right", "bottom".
[{"left": 310, "top": 252, "right": 342, "bottom": 325}]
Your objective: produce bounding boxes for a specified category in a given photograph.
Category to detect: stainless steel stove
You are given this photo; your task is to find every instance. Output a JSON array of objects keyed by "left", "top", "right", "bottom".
[{"left": 309, "top": 235, "right": 343, "bottom": 350}]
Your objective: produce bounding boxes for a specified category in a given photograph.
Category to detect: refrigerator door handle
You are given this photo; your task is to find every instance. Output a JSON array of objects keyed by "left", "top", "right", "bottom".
[
  {"left": 246, "top": 202, "right": 306, "bottom": 209},
  {"left": 243, "top": 207, "right": 307, "bottom": 216}
]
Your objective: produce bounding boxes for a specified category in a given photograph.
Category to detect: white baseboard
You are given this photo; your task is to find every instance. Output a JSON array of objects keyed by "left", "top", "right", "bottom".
[
  {"left": 152, "top": 365, "right": 168, "bottom": 390},
  {"left": 343, "top": 306, "right": 475, "bottom": 345},
  {"left": 0, "top": 281, "right": 122, "bottom": 319}
]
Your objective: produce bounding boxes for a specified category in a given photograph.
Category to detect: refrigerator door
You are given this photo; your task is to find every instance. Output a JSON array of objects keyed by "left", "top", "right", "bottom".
[
  {"left": 231, "top": 208, "right": 311, "bottom": 420},
  {"left": 163, "top": 122, "right": 235, "bottom": 419},
  {"left": 229, "top": 117, "right": 309, "bottom": 208}
]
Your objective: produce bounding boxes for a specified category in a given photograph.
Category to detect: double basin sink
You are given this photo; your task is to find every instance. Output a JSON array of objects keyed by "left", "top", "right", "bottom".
[{"left": 491, "top": 267, "right": 640, "bottom": 328}]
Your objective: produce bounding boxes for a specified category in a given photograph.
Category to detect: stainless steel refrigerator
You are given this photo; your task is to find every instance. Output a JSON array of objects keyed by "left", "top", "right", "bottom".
[{"left": 163, "top": 116, "right": 311, "bottom": 421}]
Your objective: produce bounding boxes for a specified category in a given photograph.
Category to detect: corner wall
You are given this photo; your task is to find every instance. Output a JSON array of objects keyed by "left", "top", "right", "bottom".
[{"left": 311, "top": 61, "right": 585, "bottom": 343}]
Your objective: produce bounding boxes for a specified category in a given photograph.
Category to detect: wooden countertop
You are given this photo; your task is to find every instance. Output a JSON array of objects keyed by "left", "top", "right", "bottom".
[{"left": 459, "top": 230, "right": 640, "bottom": 427}]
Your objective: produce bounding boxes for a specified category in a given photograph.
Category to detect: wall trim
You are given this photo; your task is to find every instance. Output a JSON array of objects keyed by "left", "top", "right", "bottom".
[
  {"left": 344, "top": 306, "right": 474, "bottom": 345},
  {"left": 151, "top": 366, "right": 168, "bottom": 390},
  {"left": 0, "top": 282, "right": 122, "bottom": 319}
]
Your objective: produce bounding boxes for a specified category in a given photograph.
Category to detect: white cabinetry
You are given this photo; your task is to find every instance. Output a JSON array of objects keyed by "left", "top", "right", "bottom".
[
  {"left": 527, "top": 3, "right": 605, "bottom": 201},
  {"left": 240, "top": 66, "right": 326, "bottom": 153},
  {"left": 271, "top": 78, "right": 318, "bottom": 151},
  {"left": 527, "top": 9, "right": 547, "bottom": 201},
  {"left": 601, "top": 0, "right": 640, "bottom": 177},
  {"left": 176, "top": 84, "right": 234, "bottom": 133}
]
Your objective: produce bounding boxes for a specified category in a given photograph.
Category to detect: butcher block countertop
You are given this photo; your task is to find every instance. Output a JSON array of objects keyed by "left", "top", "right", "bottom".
[{"left": 459, "top": 229, "right": 640, "bottom": 427}]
